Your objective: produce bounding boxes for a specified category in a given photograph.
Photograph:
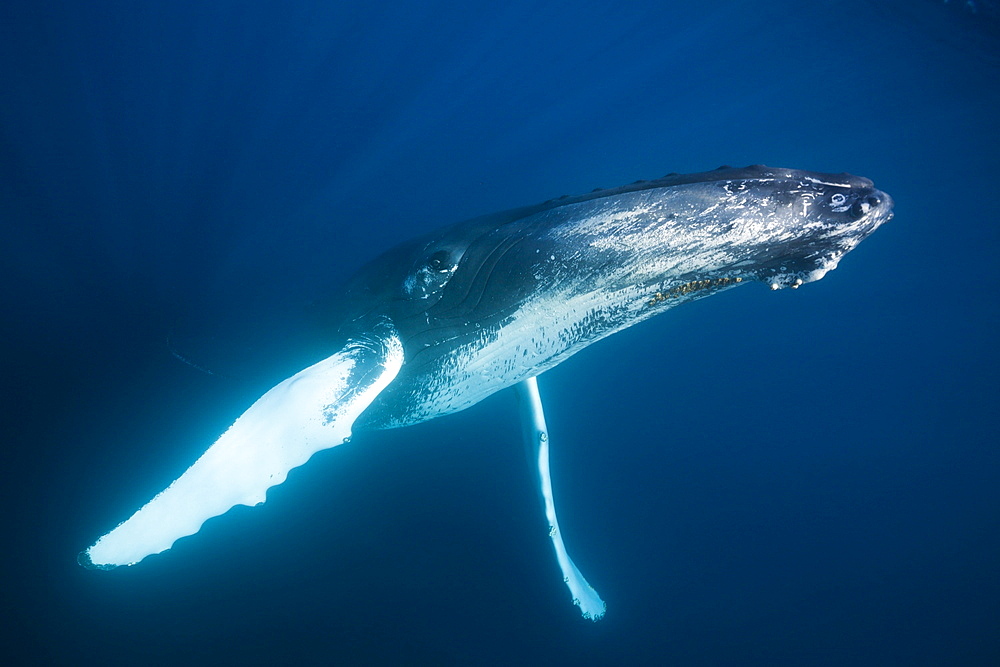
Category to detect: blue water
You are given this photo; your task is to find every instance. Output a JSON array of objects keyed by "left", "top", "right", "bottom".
[{"left": 2, "top": 1, "right": 997, "bottom": 664}]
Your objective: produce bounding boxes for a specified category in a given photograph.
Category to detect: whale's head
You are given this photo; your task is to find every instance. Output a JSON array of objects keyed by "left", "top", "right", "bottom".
[
  {"left": 699, "top": 166, "right": 894, "bottom": 290},
  {"left": 534, "top": 165, "right": 894, "bottom": 295}
]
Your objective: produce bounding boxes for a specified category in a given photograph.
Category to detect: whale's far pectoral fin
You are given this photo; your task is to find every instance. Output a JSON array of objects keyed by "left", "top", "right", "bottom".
[
  {"left": 514, "top": 376, "right": 606, "bottom": 621},
  {"left": 82, "top": 322, "right": 404, "bottom": 570}
]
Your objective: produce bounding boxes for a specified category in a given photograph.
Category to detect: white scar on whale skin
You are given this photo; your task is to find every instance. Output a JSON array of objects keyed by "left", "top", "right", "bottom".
[{"left": 84, "top": 332, "right": 403, "bottom": 569}]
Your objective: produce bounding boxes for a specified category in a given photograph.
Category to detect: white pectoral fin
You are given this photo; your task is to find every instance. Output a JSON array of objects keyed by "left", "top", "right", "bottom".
[
  {"left": 514, "top": 376, "right": 606, "bottom": 621},
  {"left": 82, "top": 324, "right": 404, "bottom": 570}
]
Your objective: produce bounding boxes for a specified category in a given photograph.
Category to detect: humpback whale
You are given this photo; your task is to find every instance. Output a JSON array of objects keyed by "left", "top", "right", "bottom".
[{"left": 81, "top": 165, "right": 893, "bottom": 620}]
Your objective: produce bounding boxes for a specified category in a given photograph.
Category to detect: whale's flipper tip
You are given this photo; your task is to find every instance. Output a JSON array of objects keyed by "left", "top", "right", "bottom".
[
  {"left": 578, "top": 593, "right": 607, "bottom": 622},
  {"left": 77, "top": 550, "right": 110, "bottom": 570},
  {"left": 565, "top": 563, "right": 607, "bottom": 621},
  {"left": 78, "top": 548, "right": 122, "bottom": 570}
]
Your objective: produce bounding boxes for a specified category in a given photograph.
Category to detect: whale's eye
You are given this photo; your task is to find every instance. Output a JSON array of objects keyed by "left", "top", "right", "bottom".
[
  {"left": 830, "top": 193, "right": 847, "bottom": 206},
  {"left": 425, "top": 250, "right": 451, "bottom": 272},
  {"left": 403, "top": 247, "right": 462, "bottom": 300}
]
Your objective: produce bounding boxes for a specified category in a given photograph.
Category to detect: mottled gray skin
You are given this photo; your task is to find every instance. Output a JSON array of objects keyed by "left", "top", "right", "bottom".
[{"left": 342, "top": 165, "right": 893, "bottom": 430}]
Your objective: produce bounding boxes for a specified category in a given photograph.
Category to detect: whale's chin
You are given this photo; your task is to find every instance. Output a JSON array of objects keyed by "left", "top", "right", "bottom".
[{"left": 756, "top": 254, "right": 841, "bottom": 290}]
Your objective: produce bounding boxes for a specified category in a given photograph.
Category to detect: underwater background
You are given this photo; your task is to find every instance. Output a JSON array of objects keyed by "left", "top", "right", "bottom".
[{"left": 2, "top": 1, "right": 997, "bottom": 664}]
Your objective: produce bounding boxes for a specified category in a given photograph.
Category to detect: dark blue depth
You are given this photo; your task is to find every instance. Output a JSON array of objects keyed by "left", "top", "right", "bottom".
[{"left": 2, "top": 1, "right": 997, "bottom": 664}]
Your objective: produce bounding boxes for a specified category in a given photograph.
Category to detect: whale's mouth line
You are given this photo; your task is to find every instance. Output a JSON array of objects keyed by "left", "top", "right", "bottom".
[
  {"left": 642, "top": 244, "right": 848, "bottom": 305},
  {"left": 641, "top": 243, "right": 857, "bottom": 304},
  {"left": 640, "top": 254, "right": 835, "bottom": 308},
  {"left": 645, "top": 275, "right": 745, "bottom": 307}
]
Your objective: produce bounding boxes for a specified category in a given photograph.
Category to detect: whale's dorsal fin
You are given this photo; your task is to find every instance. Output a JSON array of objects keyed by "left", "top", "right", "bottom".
[
  {"left": 514, "top": 376, "right": 606, "bottom": 620},
  {"left": 82, "top": 322, "right": 404, "bottom": 569}
]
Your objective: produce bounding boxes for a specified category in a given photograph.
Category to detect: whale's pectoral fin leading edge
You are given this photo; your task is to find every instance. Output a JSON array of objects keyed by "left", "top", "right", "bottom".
[
  {"left": 82, "top": 322, "right": 404, "bottom": 570},
  {"left": 514, "top": 376, "right": 606, "bottom": 621}
]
